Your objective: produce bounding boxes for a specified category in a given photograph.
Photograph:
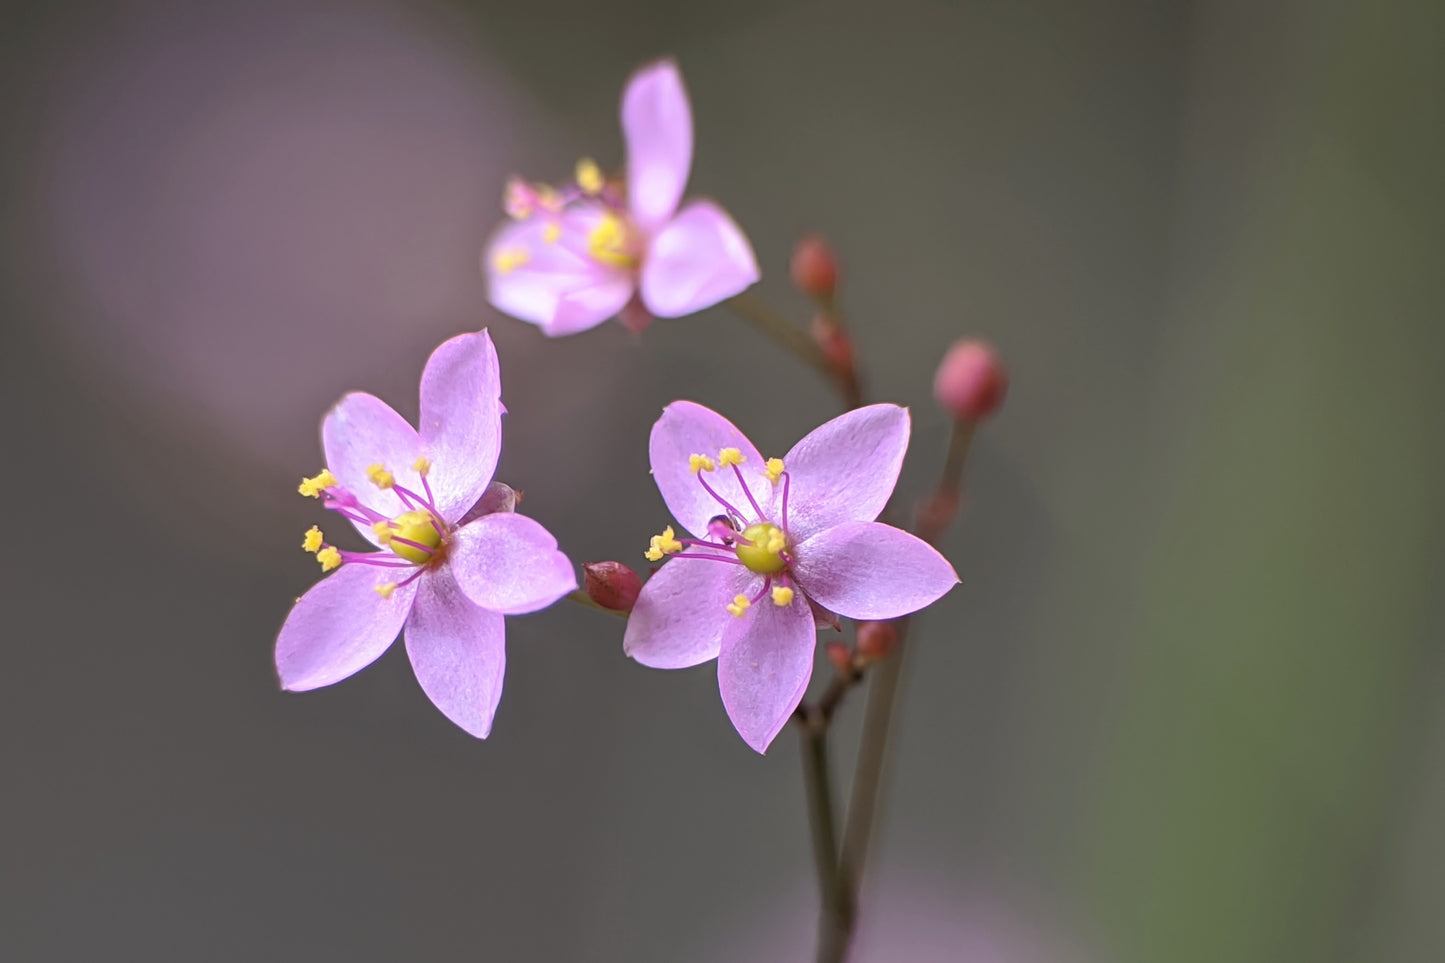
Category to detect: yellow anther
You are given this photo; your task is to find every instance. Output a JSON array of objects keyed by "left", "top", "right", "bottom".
[
  {"left": 316, "top": 547, "right": 342, "bottom": 572},
  {"left": 575, "top": 157, "right": 604, "bottom": 195},
  {"left": 645, "top": 525, "right": 684, "bottom": 562},
  {"left": 587, "top": 214, "right": 637, "bottom": 269},
  {"left": 366, "top": 464, "right": 395, "bottom": 490},
  {"left": 765, "top": 457, "right": 785, "bottom": 484},
  {"left": 771, "top": 586, "right": 795, "bottom": 607},
  {"left": 374, "top": 583, "right": 397, "bottom": 600},
  {"left": 766, "top": 532, "right": 786, "bottom": 554},
  {"left": 302, "top": 526, "right": 324, "bottom": 554},
  {"left": 298, "top": 469, "right": 338, "bottom": 498},
  {"left": 371, "top": 520, "right": 395, "bottom": 545},
  {"left": 542, "top": 221, "right": 561, "bottom": 244},
  {"left": 717, "top": 447, "right": 745, "bottom": 467},
  {"left": 493, "top": 246, "right": 531, "bottom": 274},
  {"left": 412, "top": 456, "right": 432, "bottom": 477},
  {"left": 726, "top": 594, "right": 751, "bottom": 618},
  {"left": 689, "top": 453, "right": 716, "bottom": 474}
]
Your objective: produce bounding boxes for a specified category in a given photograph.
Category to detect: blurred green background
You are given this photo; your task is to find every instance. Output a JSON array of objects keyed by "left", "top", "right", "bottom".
[{"left": 1, "top": 0, "right": 1439, "bottom": 960}]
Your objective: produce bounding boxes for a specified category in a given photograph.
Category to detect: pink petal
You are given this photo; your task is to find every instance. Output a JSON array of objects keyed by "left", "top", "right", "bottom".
[
  {"left": 275, "top": 562, "right": 417, "bottom": 692},
  {"left": 791, "top": 521, "right": 959, "bottom": 620},
  {"left": 717, "top": 592, "right": 816, "bottom": 754},
  {"left": 484, "top": 211, "right": 635, "bottom": 336},
  {"left": 417, "top": 330, "right": 503, "bottom": 522},
  {"left": 639, "top": 201, "right": 759, "bottom": 318},
  {"left": 648, "top": 401, "right": 774, "bottom": 537},
  {"left": 621, "top": 58, "right": 692, "bottom": 231},
  {"left": 447, "top": 512, "right": 577, "bottom": 615},
  {"left": 782, "top": 404, "right": 910, "bottom": 542},
  {"left": 623, "top": 557, "right": 756, "bottom": 669},
  {"left": 404, "top": 566, "right": 506, "bottom": 738},
  {"left": 321, "top": 392, "right": 424, "bottom": 543}
]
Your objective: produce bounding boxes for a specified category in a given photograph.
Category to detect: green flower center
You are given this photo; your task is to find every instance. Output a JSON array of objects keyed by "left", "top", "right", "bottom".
[{"left": 736, "top": 522, "right": 788, "bottom": 574}]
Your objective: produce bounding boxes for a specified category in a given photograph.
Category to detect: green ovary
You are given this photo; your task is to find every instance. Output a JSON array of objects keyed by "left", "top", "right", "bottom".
[
  {"left": 386, "top": 510, "right": 443, "bottom": 564},
  {"left": 736, "top": 522, "right": 788, "bottom": 574}
]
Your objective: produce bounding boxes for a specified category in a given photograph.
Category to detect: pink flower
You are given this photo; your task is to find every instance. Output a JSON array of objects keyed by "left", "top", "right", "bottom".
[
  {"left": 624, "top": 402, "right": 959, "bottom": 752},
  {"left": 275, "top": 330, "right": 576, "bottom": 738},
  {"left": 484, "top": 59, "right": 760, "bottom": 337}
]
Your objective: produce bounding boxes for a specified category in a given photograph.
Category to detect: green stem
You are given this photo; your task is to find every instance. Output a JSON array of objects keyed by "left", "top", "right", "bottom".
[
  {"left": 564, "top": 589, "right": 627, "bottom": 618},
  {"left": 726, "top": 292, "right": 834, "bottom": 380},
  {"left": 801, "top": 713, "right": 852, "bottom": 963},
  {"left": 836, "top": 418, "right": 975, "bottom": 924}
]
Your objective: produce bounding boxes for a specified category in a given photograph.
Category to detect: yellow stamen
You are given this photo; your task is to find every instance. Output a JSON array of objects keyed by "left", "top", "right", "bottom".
[
  {"left": 316, "top": 547, "right": 342, "bottom": 572},
  {"left": 493, "top": 246, "right": 530, "bottom": 274},
  {"left": 587, "top": 214, "right": 637, "bottom": 269},
  {"left": 726, "top": 594, "right": 751, "bottom": 618},
  {"left": 298, "top": 469, "right": 338, "bottom": 498},
  {"left": 366, "top": 464, "right": 395, "bottom": 490},
  {"left": 542, "top": 221, "right": 561, "bottom": 244},
  {"left": 302, "top": 526, "right": 324, "bottom": 554},
  {"left": 717, "top": 447, "right": 745, "bottom": 467},
  {"left": 371, "top": 520, "right": 395, "bottom": 545},
  {"left": 412, "top": 456, "right": 431, "bottom": 477},
  {"left": 374, "top": 583, "right": 397, "bottom": 600},
  {"left": 689, "top": 453, "right": 716, "bottom": 474},
  {"left": 575, "top": 157, "right": 604, "bottom": 195},
  {"left": 771, "top": 586, "right": 795, "bottom": 607},
  {"left": 765, "top": 457, "right": 785, "bottom": 484},
  {"left": 644, "top": 525, "right": 684, "bottom": 562}
]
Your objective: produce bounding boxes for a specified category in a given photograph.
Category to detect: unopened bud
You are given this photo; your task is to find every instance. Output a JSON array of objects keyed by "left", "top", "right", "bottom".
[
  {"left": 790, "top": 234, "right": 839, "bottom": 301},
  {"left": 583, "top": 561, "right": 643, "bottom": 612},
  {"left": 825, "top": 640, "right": 853, "bottom": 676},
  {"left": 810, "top": 312, "right": 854, "bottom": 376},
  {"left": 459, "top": 481, "right": 522, "bottom": 524},
  {"left": 933, "top": 339, "right": 1007, "bottom": 422},
  {"left": 855, "top": 621, "right": 898, "bottom": 661}
]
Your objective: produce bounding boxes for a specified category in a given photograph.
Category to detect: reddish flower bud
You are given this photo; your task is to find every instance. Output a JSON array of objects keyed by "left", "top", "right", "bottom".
[
  {"left": 933, "top": 339, "right": 1007, "bottom": 422},
  {"left": 825, "top": 640, "right": 853, "bottom": 676},
  {"left": 458, "top": 481, "right": 522, "bottom": 525},
  {"left": 790, "top": 234, "right": 839, "bottom": 301},
  {"left": 583, "top": 561, "right": 643, "bottom": 612},
  {"left": 810, "top": 312, "right": 855, "bottom": 376},
  {"left": 854, "top": 621, "right": 898, "bottom": 660}
]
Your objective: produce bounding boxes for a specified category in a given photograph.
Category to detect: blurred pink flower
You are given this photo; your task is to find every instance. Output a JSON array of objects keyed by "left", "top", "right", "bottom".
[
  {"left": 624, "top": 402, "right": 958, "bottom": 752},
  {"left": 275, "top": 330, "right": 576, "bottom": 738},
  {"left": 484, "top": 59, "right": 759, "bottom": 336}
]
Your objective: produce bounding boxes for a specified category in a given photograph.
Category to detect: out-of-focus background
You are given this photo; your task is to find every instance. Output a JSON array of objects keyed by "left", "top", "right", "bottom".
[{"left": 2, "top": 0, "right": 1440, "bottom": 960}]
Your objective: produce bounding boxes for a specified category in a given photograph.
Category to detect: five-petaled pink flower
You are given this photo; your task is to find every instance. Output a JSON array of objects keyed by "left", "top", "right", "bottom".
[
  {"left": 624, "top": 402, "right": 959, "bottom": 753},
  {"left": 484, "top": 59, "right": 760, "bottom": 337},
  {"left": 275, "top": 330, "right": 576, "bottom": 738}
]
